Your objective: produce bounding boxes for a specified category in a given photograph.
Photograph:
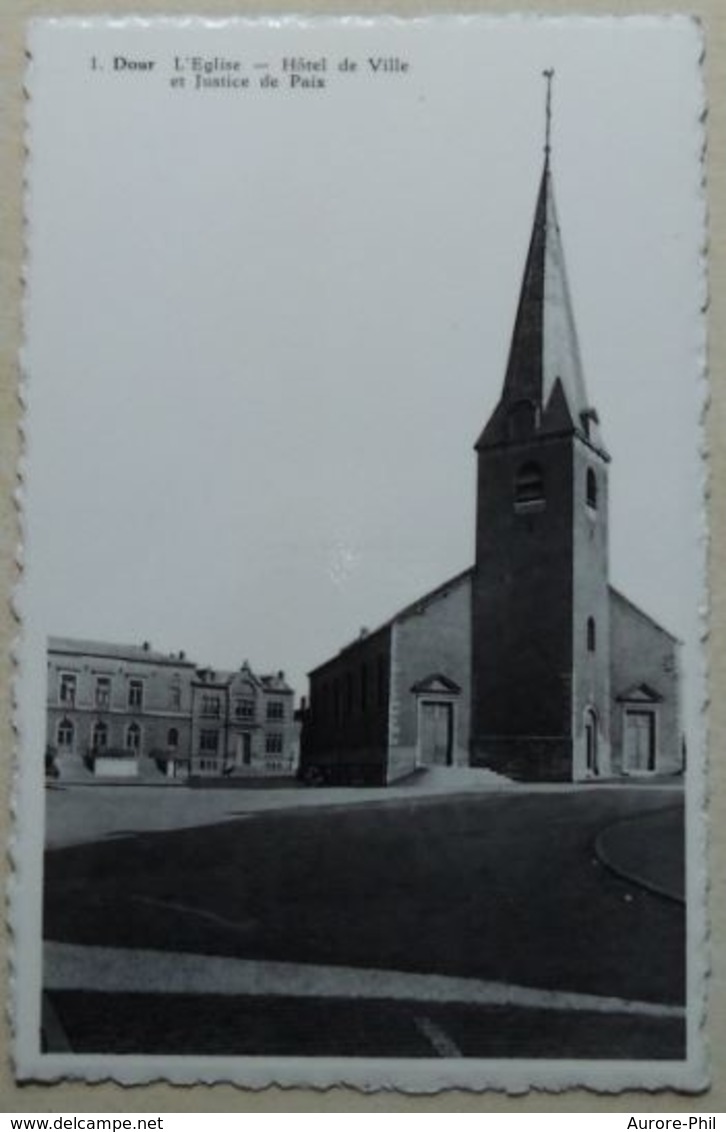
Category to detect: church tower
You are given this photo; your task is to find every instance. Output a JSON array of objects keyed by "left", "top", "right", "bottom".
[{"left": 470, "top": 76, "right": 611, "bottom": 781}]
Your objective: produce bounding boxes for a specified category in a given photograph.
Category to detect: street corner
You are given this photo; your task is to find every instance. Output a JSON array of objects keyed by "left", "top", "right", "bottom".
[{"left": 595, "top": 804, "right": 685, "bottom": 903}]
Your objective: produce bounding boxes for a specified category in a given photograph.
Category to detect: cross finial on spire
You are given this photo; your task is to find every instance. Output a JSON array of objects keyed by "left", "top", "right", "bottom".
[{"left": 543, "top": 68, "right": 555, "bottom": 162}]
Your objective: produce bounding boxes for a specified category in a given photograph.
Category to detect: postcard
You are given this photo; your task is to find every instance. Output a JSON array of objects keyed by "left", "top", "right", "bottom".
[{"left": 14, "top": 14, "right": 707, "bottom": 1091}]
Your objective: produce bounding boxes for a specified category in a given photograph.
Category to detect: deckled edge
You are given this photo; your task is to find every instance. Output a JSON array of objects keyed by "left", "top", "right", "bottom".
[
  {"left": 10, "top": 11, "right": 712, "bottom": 1096},
  {"left": 8, "top": 9, "right": 34, "bottom": 1089},
  {"left": 692, "top": 7, "right": 712, "bottom": 1097}
]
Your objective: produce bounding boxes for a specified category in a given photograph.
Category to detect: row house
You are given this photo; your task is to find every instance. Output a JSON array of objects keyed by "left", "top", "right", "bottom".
[
  {"left": 46, "top": 637, "right": 297, "bottom": 780},
  {"left": 191, "top": 663, "right": 297, "bottom": 778}
]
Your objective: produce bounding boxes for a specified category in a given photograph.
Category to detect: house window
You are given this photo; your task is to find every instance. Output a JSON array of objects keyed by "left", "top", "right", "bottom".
[
  {"left": 125, "top": 721, "right": 141, "bottom": 752},
  {"left": 167, "top": 727, "right": 179, "bottom": 749},
  {"left": 59, "top": 673, "right": 76, "bottom": 706},
  {"left": 91, "top": 720, "right": 108, "bottom": 752},
  {"left": 57, "top": 718, "right": 74, "bottom": 749},
  {"left": 200, "top": 729, "right": 219, "bottom": 753},
  {"left": 266, "top": 732, "right": 283, "bottom": 754},
  {"left": 587, "top": 617, "right": 596, "bottom": 653},
  {"left": 95, "top": 676, "right": 111, "bottom": 709},
  {"left": 201, "top": 694, "right": 221, "bottom": 718},
  {"left": 360, "top": 662, "right": 368, "bottom": 712},
  {"left": 235, "top": 697, "right": 255, "bottom": 720},
  {"left": 128, "top": 680, "right": 144, "bottom": 709},
  {"left": 514, "top": 462, "right": 545, "bottom": 508},
  {"left": 170, "top": 678, "right": 181, "bottom": 710},
  {"left": 587, "top": 468, "right": 598, "bottom": 510},
  {"left": 266, "top": 700, "right": 284, "bottom": 720}
]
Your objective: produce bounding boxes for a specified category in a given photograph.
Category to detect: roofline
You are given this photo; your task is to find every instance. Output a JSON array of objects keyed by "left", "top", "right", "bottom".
[
  {"left": 608, "top": 586, "right": 681, "bottom": 644},
  {"left": 475, "top": 426, "right": 610, "bottom": 463},
  {"left": 307, "top": 566, "right": 474, "bottom": 677},
  {"left": 47, "top": 638, "right": 196, "bottom": 668},
  {"left": 394, "top": 566, "right": 473, "bottom": 623},
  {"left": 192, "top": 671, "right": 294, "bottom": 692},
  {"left": 307, "top": 621, "right": 393, "bottom": 678}
]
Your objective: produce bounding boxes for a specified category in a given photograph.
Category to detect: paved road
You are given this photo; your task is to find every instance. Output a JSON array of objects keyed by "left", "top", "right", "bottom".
[
  {"left": 46, "top": 987, "right": 685, "bottom": 1060},
  {"left": 44, "top": 768, "right": 515, "bottom": 848},
  {"left": 44, "top": 787, "right": 685, "bottom": 1012},
  {"left": 44, "top": 770, "right": 682, "bottom": 848}
]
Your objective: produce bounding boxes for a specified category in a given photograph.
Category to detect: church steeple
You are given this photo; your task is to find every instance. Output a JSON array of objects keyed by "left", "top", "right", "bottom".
[
  {"left": 476, "top": 73, "right": 606, "bottom": 456},
  {"left": 470, "top": 73, "right": 612, "bottom": 783}
]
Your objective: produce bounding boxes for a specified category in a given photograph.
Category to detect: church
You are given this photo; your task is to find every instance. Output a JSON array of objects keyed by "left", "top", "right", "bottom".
[{"left": 299, "top": 115, "right": 682, "bottom": 787}]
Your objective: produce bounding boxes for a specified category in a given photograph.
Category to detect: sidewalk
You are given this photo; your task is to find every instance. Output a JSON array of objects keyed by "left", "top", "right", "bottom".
[
  {"left": 44, "top": 940, "right": 683, "bottom": 1019},
  {"left": 45, "top": 765, "right": 684, "bottom": 850},
  {"left": 45, "top": 765, "right": 509, "bottom": 848}
]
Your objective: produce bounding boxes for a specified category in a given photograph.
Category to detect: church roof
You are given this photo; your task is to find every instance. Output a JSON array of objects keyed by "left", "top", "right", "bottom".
[
  {"left": 307, "top": 567, "right": 473, "bottom": 676},
  {"left": 476, "top": 156, "right": 607, "bottom": 458},
  {"left": 609, "top": 586, "right": 680, "bottom": 644}
]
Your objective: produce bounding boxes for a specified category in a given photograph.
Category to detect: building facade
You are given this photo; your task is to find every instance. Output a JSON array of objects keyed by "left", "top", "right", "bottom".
[
  {"left": 190, "top": 663, "right": 297, "bottom": 778},
  {"left": 46, "top": 638, "right": 298, "bottom": 781},
  {"left": 300, "top": 150, "right": 682, "bottom": 786}
]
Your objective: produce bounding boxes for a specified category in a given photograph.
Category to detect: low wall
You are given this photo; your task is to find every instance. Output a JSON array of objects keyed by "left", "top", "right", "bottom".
[{"left": 93, "top": 756, "right": 139, "bottom": 778}]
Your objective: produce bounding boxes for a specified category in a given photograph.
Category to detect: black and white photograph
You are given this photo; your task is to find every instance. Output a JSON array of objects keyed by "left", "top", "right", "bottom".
[{"left": 14, "top": 15, "right": 706, "bottom": 1091}]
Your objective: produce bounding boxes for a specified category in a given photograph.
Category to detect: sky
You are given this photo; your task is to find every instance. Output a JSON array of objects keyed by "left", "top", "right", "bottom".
[{"left": 22, "top": 15, "right": 706, "bottom": 741}]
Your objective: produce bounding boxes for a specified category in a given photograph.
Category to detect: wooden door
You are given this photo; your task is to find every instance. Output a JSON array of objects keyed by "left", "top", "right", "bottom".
[
  {"left": 624, "top": 710, "right": 655, "bottom": 772},
  {"left": 419, "top": 702, "right": 453, "bottom": 766},
  {"left": 236, "top": 732, "right": 252, "bottom": 766},
  {"left": 585, "top": 715, "right": 597, "bottom": 775}
]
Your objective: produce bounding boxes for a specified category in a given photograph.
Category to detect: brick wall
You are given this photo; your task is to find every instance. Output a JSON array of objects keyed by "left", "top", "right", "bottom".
[
  {"left": 610, "top": 590, "right": 682, "bottom": 775},
  {"left": 302, "top": 625, "right": 392, "bottom": 784},
  {"left": 388, "top": 574, "right": 472, "bottom": 782}
]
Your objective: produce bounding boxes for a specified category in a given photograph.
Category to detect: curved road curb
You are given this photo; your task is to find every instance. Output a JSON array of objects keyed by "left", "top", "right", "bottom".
[{"left": 594, "top": 804, "right": 685, "bottom": 905}]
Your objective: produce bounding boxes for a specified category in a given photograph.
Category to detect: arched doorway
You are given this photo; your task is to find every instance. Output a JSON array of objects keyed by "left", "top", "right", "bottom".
[{"left": 585, "top": 708, "right": 599, "bottom": 776}]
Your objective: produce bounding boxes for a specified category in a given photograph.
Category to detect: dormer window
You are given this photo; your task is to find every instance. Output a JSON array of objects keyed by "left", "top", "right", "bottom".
[
  {"left": 514, "top": 461, "right": 545, "bottom": 511},
  {"left": 586, "top": 468, "right": 598, "bottom": 510}
]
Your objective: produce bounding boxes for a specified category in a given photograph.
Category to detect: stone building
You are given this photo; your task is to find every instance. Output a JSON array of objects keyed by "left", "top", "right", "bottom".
[
  {"left": 46, "top": 637, "right": 195, "bottom": 779},
  {"left": 300, "top": 148, "right": 682, "bottom": 786},
  {"left": 191, "top": 663, "right": 297, "bottom": 778},
  {"left": 46, "top": 638, "right": 298, "bottom": 780}
]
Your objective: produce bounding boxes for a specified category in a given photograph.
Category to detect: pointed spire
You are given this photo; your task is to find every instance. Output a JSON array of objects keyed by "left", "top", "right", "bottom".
[
  {"left": 476, "top": 74, "right": 606, "bottom": 455},
  {"left": 543, "top": 67, "right": 554, "bottom": 165}
]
